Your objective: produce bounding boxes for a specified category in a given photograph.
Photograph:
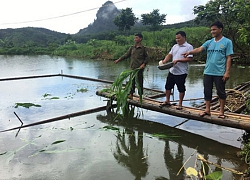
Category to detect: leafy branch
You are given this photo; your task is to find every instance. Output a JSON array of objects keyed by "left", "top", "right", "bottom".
[{"left": 102, "top": 68, "right": 142, "bottom": 118}]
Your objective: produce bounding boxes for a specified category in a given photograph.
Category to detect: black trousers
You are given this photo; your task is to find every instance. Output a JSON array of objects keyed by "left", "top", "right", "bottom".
[
  {"left": 203, "top": 74, "right": 226, "bottom": 101},
  {"left": 130, "top": 69, "right": 144, "bottom": 95}
]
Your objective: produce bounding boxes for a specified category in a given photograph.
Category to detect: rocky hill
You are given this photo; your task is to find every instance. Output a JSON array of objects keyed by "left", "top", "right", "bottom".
[{"left": 78, "top": 1, "right": 120, "bottom": 34}]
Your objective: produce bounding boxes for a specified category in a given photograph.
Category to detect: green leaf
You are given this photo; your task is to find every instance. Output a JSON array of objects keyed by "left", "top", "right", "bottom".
[
  {"left": 152, "top": 133, "right": 180, "bottom": 139},
  {"left": 102, "top": 125, "right": 120, "bottom": 131},
  {"left": 0, "top": 151, "right": 7, "bottom": 156},
  {"left": 15, "top": 102, "right": 41, "bottom": 108},
  {"left": 77, "top": 88, "right": 88, "bottom": 93},
  {"left": 111, "top": 68, "right": 142, "bottom": 117},
  {"left": 43, "top": 93, "right": 51, "bottom": 98},
  {"left": 51, "top": 140, "right": 66, "bottom": 145},
  {"left": 205, "top": 171, "right": 223, "bottom": 180},
  {"left": 50, "top": 97, "right": 60, "bottom": 100}
]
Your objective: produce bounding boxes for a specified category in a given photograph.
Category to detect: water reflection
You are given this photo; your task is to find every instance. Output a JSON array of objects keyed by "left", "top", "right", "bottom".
[
  {"left": 114, "top": 129, "right": 148, "bottom": 180},
  {"left": 163, "top": 141, "right": 184, "bottom": 180},
  {"left": 96, "top": 108, "right": 245, "bottom": 180}
]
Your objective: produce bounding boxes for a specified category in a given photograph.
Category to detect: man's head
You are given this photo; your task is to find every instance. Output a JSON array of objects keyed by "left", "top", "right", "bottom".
[
  {"left": 175, "top": 31, "right": 186, "bottom": 45},
  {"left": 134, "top": 33, "right": 143, "bottom": 44},
  {"left": 210, "top": 21, "right": 223, "bottom": 38}
]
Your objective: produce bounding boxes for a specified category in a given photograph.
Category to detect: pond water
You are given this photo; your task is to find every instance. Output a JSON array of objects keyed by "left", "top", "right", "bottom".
[{"left": 0, "top": 55, "right": 250, "bottom": 180}]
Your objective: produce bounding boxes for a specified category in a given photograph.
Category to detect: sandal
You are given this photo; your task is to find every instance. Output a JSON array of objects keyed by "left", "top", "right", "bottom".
[
  {"left": 218, "top": 114, "right": 226, "bottom": 119},
  {"left": 176, "top": 106, "right": 183, "bottom": 110},
  {"left": 159, "top": 101, "right": 171, "bottom": 107},
  {"left": 199, "top": 111, "right": 211, "bottom": 117}
]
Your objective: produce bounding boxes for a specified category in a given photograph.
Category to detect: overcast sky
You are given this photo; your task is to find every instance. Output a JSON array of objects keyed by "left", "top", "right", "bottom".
[{"left": 0, "top": 0, "right": 208, "bottom": 34}]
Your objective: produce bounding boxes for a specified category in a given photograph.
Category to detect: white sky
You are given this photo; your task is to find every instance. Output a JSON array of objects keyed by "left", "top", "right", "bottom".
[{"left": 0, "top": 0, "right": 208, "bottom": 34}]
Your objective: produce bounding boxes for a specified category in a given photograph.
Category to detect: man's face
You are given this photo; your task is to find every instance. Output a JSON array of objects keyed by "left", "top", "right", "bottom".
[
  {"left": 210, "top": 25, "right": 222, "bottom": 37},
  {"left": 175, "top": 34, "right": 185, "bottom": 45},
  {"left": 134, "top": 36, "right": 142, "bottom": 43}
]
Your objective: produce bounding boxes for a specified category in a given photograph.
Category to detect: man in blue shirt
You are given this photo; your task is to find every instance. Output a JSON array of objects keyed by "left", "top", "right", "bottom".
[{"left": 183, "top": 21, "right": 233, "bottom": 118}]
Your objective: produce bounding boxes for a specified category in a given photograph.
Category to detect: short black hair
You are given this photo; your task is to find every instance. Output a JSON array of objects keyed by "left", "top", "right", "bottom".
[
  {"left": 135, "top": 33, "right": 143, "bottom": 39},
  {"left": 176, "top": 31, "right": 186, "bottom": 38},
  {"left": 210, "top": 21, "right": 224, "bottom": 30}
]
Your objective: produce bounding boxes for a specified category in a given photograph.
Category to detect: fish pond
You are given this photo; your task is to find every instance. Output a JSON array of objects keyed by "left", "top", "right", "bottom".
[{"left": 0, "top": 55, "right": 250, "bottom": 180}]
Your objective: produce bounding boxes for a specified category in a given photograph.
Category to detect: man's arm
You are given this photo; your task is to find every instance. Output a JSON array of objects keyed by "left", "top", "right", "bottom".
[
  {"left": 162, "top": 54, "right": 172, "bottom": 64},
  {"left": 114, "top": 47, "right": 132, "bottom": 64},
  {"left": 223, "top": 55, "right": 231, "bottom": 82},
  {"left": 173, "top": 57, "right": 192, "bottom": 64},
  {"left": 182, "top": 46, "right": 204, "bottom": 57}
]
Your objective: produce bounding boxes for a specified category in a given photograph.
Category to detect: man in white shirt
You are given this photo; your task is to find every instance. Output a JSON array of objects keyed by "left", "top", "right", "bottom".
[{"left": 160, "top": 31, "right": 193, "bottom": 110}]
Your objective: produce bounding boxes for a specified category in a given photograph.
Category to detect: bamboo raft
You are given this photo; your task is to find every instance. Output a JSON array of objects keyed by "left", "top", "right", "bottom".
[
  {"left": 198, "top": 81, "right": 250, "bottom": 113},
  {"left": 0, "top": 73, "right": 249, "bottom": 132},
  {"left": 96, "top": 90, "right": 250, "bottom": 131}
]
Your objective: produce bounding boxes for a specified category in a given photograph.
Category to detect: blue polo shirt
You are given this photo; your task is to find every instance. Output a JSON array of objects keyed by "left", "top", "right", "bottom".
[{"left": 202, "top": 37, "right": 233, "bottom": 76}]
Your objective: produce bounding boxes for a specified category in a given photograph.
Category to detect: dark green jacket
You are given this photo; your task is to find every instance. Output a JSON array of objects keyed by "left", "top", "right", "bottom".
[{"left": 119, "top": 44, "right": 149, "bottom": 69}]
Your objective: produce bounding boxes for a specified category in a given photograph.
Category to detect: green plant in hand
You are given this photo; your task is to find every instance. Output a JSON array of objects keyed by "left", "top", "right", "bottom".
[{"left": 102, "top": 68, "right": 142, "bottom": 117}]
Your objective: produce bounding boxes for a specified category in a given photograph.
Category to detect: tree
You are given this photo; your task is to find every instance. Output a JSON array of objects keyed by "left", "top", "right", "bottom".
[
  {"left": 234, "top": 0, "right": 250, "bottom": 46},
  {"left": 113, "top": 8, "right": 138, "bottom": 32},
  {"left": 193, "top": 0, "right": 250, "bottom": 60},
  {"left": 141, "top": 9, "right": 166, "bottom": 31}
]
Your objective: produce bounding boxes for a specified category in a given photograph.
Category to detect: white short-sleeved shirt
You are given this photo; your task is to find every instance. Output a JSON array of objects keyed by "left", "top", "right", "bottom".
[{"left": 169, "top": 42, "right": 193, "bottom": 75}]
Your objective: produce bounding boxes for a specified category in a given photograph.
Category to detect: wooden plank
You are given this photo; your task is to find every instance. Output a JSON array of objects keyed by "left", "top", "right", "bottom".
[{"left": 96, "top": 91, "right": 250, "bottom": 131}]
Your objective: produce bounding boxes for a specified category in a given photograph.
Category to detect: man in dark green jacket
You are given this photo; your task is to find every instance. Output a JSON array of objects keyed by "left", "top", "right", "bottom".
[{"left": 114, "top": 33, "right": 149, "bottom": 99}]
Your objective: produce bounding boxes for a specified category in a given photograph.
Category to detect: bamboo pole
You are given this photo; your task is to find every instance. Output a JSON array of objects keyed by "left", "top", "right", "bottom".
[
  {"left": 0, "top": 74, "right": 60, "bottom": 81},
  {"left": 0, "top": 105, "right": 109, "bottom": 133}
]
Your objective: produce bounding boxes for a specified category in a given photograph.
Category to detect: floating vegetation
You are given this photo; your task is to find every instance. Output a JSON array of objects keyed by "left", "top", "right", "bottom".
[
  {"left": 49, "top": 97, "right": 60, "bottom": 100},
  {"left": 0, "top": 151, "right": 7, "bottom": 156},
  {"left": 151, "top": 133, "right": 180, "bottom": 139},
  {"left": 42, "top": 93, "right": 59, "bottom": 100},
  {"left": 102, "top": 125, "right": 120, "bottom": 131},
  {"left": 77, "top": 88, "right": 88, "bottom": 93},
  {"left": 43, "top": 93, "right": 51, "bottom": 98},
  {"left": 14, "top": 102, "right": 41, "bottom": 108},
  {"left": 51, "top": 140, "right": 66, "bottom": 145},
  {"left": 30, "top": 139, "right": 85, "bottom": 157}
]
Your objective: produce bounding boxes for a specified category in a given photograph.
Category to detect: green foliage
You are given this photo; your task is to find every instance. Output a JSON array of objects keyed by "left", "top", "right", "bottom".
[
  {"left": 108, "top": 68, "right": 142, "bottom": 117},
  {"left": 14, "top": 102, "right": 41, "bottom": 108},
  {"left": 0, "top": 0, "right": 249, "bottom": 63},
  {"left": 193, "top": 0, "right": 250, "bottom": 61},
  {"left": 102, "top": 125, "right": 120, "bottom": 131},
  {"left": 205, "top": 171, "right": 223, "bottom": 180},
  {"left": 77, "top": 88, "right": 88, "bottom": 93},
  {"left": 52, "top": 26, "right": 213, "bottom": 62},
  {"left": 113, "top": 8, "right": 138, "bottom": 31},
  {"left": 141, "top": 9, "right": 167, "bottom": 31}
]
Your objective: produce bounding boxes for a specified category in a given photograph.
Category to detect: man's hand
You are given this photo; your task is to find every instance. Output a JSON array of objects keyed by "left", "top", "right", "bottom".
[
  {"left": 172, "top": 60, "right": 178, "bottom": 65},
  {"left": 182, "top": 52, "right": 190, "bottom": 58},
  {"left": 140, "top": 64, "right": 145, "bottom": 69},
  {"left": 222, "top": 72, "right": 230, "bottom": 82}
]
